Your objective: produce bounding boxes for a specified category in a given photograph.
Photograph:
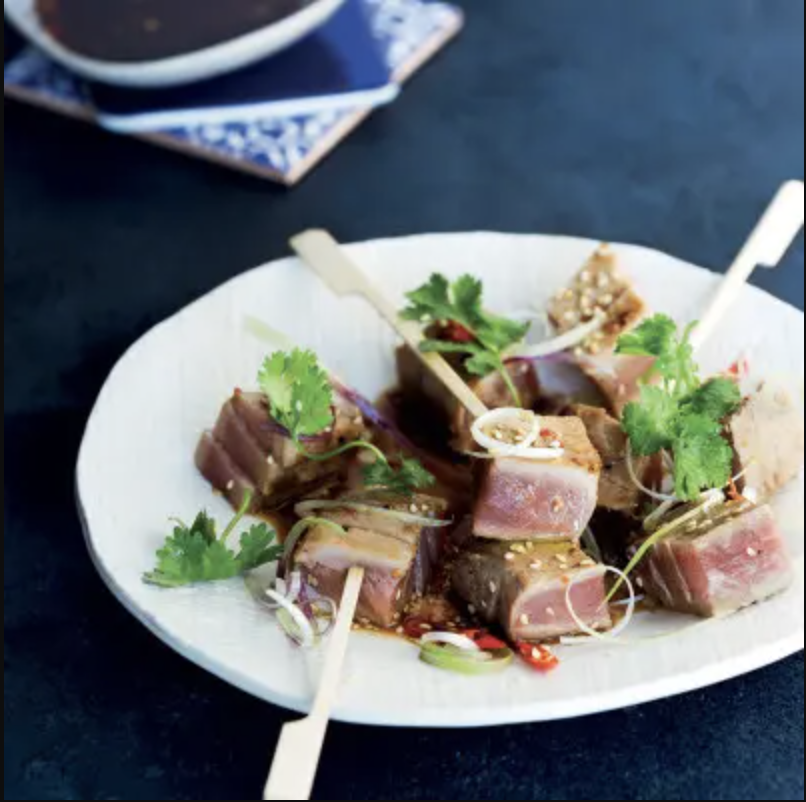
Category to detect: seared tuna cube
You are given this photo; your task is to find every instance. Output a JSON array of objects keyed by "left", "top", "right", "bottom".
[
  {"left": 452, "top": 540, "right": 612, "bottom": 642},
  {"left": 730, "top": 382, "right": 805, "bottom": 498},
  {"left": 575, "top": 353, "right": 657, "bottom": 417},
  {"left": 474, "top": 417, "right": 601, "bottom": 541},
  {"left": 549, "top": 245, "right": 648, "bottom": 356},
  {"left": 196, "top": 388, "right": 372, "bottom": 511},
  {"left": 195, "top": 433, "right": 257, "bottom": 511},
  {"left": 574, "top": 404, "right": 660, "bottom": 512},
  {"left": 397, "top": 345, "right": 541, "bottom": 452},
  {"left": 639, "top": 503, "right": 795, "bottom": 618},
  {"left": 293, "top": 493, "right": 450, "bottom": 628}
]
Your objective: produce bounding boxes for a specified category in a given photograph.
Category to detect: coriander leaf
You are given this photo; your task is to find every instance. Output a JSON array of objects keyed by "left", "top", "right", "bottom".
[
  {"left": 258, "top": 352, "right": 294, "bottom": 416},
  {"left": 475, "top": 312, "right": 530, "bottom": 354},
  {"left": 401, "top": 274, "right": 453, "bottom": 324},
  {"left": 191, "top": 511, "right": 218, "bottom": 544},
  {"left": 453, "top": 275, "right": 486, "bottom": 329},
  {"left": 465, "top": 350, "right": 505, "bottom": 378},
  {"left": 681, "top": 378, "right": 742, "bottom": 421},
  {"left": 672, "top": 413, "right": 735, "bottom": 501},
  {"left": 363, "top": 458, "right": 437, "bottom": 496},
  {"left": 237, "top": 524, "right": 284, "bottom": 571},
  {"left": 617, "top": 314, "right": 701, "bottom": 398},
  {"left": 144, "top": 497, "right": 282, "bottom": 588},
  {"left": 201, "top": 539, "right": 242, "bottom": 582},
  {"left": 616, "top": 314, "right": 678, "bottom": 358},
  {"left": 401, "top": 274, "right": 528, "bottom": 406},
  {"left": 622, "top": 386, "right": 679, "bottom": 456},
  {"left": 258, "top": 349, "right": 334, "bottom": 441},
  {"left": 144, "top": 527, "right": 212, "bottom": 588}
]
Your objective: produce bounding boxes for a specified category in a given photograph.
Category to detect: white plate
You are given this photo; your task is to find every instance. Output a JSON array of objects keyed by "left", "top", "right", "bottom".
[
  {"left": 4, "top": 0, "right": 346, "bottom": 88},
  {"left": 77, "top": 233, "right": 805, "bottom": 728}
]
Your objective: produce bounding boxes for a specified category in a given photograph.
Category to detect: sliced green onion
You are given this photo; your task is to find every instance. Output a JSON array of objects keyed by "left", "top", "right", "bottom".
[
  {"left": 419, "top": 642, "right": 514, "bottom": 676},
  {"left": 295, "top": 500, "right": 454, "bottom": 529},
  {"left": 284, "top": 517, "right": 347, "bottom": 563},
  {"left": 608, "top": 489, "right": 725, "bottom": 602},
  {"left": 299, "top": 440, "right": 388, "bottom": 466},
  {"left": 421, "top": 632, "right": 481, "bottom": 652}
]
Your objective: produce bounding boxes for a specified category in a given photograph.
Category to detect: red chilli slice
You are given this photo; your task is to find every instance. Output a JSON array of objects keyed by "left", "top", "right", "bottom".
[{"left": 517, "top": 643, "right": 561, "bottom": 673}]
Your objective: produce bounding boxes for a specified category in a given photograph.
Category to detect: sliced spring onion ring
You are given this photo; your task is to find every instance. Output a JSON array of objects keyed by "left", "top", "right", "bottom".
[
  {"left": 295, "top": 500, "right": 454, "bottom": 529},
  {"left": 266, "top": 589, "right": 317, "bottom": 649},
  {"left": 506, "top": 314, "right": 606, "bottom": 360},
  {"left": 471, "top": 408, "right": 565, "bottom": 461},
  {"left": 309, "top": 598, "right": 338, "bottom": 639},
  {"left": 627, "top": 444, "right": 679, "bottom": 503},
  {"left": 471, "top": 408, "right": 541, "bottom": 451},
  {"left": 561, "top": 565, "right": 638, "bottom": 645},
  {"left": 419, "top": 642, "right": 514, "bottom": 676},
  {"left": 421, "top": 632, "right": 482, "bottom": 653}
]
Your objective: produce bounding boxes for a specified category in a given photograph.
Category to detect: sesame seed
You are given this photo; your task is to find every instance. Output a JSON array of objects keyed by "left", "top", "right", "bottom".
[
  {"left": 582, "top": 559, "right": 597, "bottom": 567},
  {"left": 266, "top": 455, "right": 276, "bottom": 466},
  {"left": 617, "top": 383, "right": 629, "bottom": 397},
  {"left": 530, "top": 561, "right": 544, "bottom": 571},
  {"left": 520, "top": 614, "right": 531, "bottom": 626},
  {"left": 564, "top": 310, "right": 579, "bottom": 323},
  {"left": 600, "top": 294, "right": 615, "bottom": 306},
  {"left": 396, "top": 590, "right": 403, "bottom": 601},
  {"left": 598, "top": 274, "right": 610, "bottom": 289},
  {"left": 546, "top": 607, "right": 557, "bottom": 617},
  {"left": 309, "top": 577, "right": 320, "bottom": 588},
  {"left": 468, "top": 605, "right": 477, "bottom": 615},
  {"left": 636, "top": 577, "right": 645, "bottom": 589},
  {"left": 410, "top": 504, "right": 419, "bottom": 514},
  {"left": 521, "top": 365, "right": 531, "bottom": 376},
  {"left": 532, "top": 647, "right": 543, "bottom": 660},
  {"left": 353, "top": 417, "right": 363, "bottom": 427},
  {"left": 421, "top": 623, "right": 433, "bottom": 631},
  {"left": 489, "top": 582, "right": 498, "bottom": 594},
  {"left": 397, "top": 626, "right": 405, "bottom": 635},
  {"left": 747, "top": 548, "right": 759, "bottom": 558},
  {"left": 580, "top": 271, "right": 592, "bottom": 283},
  {"left": 505, "top": 553, "right": 516, "bottom": 562}
]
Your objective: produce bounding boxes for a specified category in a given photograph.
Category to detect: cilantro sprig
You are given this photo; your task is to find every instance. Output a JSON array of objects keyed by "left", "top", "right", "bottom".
[
  {"left": 144, "top": 492, "right": 283, "bottom": 588},
  {"left": 363, "top": 457, "right": 437, "bottom": 497},
  {"left": 401, "top": 274, "right": 530, "bottom": 407},
  {"left": 616, "top": 315, "right": 742, "bottom": 501},
  {"left": 257, "top": 349, "right": 436, "bottom": 495}
]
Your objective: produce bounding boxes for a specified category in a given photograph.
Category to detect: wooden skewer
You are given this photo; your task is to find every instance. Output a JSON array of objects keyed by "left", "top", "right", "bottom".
[
  {"left": 693, "top": 181, "right": 805, "bottom": 351},
  {"left": 264, "top": 566, "right": 365, "bottom": 801},
  {"left": 292, "top": 229, "right": 490, "bottom": 420}
]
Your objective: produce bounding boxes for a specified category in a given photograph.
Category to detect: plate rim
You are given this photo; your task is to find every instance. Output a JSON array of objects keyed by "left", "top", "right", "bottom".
[{"left": 75, "top": 231, "right": 806, "bottom": 728}]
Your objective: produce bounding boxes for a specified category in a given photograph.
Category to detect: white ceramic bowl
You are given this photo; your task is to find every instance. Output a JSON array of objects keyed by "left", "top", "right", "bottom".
[{"left": 4, "top": 0, "right": 348, "bottom": 88}]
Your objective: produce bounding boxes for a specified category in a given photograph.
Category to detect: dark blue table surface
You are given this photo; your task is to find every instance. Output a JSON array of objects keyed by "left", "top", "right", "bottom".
[{"left": 4, "top": 1, "right": 804, "bottom": 800}]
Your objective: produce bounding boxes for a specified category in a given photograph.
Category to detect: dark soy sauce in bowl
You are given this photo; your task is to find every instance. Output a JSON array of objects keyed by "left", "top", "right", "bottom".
[{"left": 36, "top": 0, "right": 315, "bottom": 62}]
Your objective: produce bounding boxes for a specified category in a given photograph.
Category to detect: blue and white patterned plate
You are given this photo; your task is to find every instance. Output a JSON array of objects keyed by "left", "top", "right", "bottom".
[{"left": 4, "top": 0, "right": 464, "bottom": 184}]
